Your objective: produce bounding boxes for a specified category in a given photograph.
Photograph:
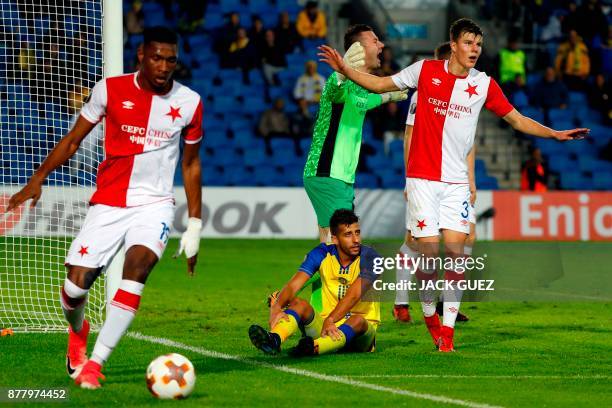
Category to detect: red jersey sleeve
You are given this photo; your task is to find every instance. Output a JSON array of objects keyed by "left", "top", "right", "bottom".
[
  {"left": 485, "top": 78, "right": 514, "bottom": 118},
  {"left": 183, "top": 99, "right": 203, "bottom": 144}
]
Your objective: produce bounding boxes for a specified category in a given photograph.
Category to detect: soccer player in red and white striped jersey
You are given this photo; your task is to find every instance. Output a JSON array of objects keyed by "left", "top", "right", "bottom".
[
  {"left": 319, "top": 18, "right": 588, "bottom": 352},
  {"left": 6, "top": 27, "right": 203, "bottom": 387}
]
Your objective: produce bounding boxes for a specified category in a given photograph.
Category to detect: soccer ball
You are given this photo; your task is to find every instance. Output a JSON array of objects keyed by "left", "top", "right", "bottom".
[{"left": 146, "top": 353, "right": 196, "bottom": 399}]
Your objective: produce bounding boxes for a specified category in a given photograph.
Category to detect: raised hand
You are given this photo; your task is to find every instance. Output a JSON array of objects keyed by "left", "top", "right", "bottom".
[
  {"left": 317, "top": 45, "right": 346, "bottom": 75},
  {"left": 553, "top": 128, "right": 589, "bottom": 141}
]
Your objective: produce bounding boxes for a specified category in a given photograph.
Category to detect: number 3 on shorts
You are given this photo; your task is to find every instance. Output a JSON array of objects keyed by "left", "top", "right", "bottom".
[{"left": 460, "top": 201, "right": 469, "bottom": 219}]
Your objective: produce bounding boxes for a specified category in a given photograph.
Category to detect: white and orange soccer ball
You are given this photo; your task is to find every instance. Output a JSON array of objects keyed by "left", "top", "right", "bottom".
[{"left": 146, "top": 353, "right": 196, "bottom": 399}]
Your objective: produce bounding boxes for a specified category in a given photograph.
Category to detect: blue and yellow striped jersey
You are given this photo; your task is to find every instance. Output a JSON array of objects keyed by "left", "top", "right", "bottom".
[{"left": 299, "top": 244, "right": 380, "bottom": 324}]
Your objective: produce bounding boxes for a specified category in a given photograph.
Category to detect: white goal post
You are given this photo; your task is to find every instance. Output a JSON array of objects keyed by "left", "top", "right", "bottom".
[{"left": 0, "top": 0, "right": 122, "bottom": 332}]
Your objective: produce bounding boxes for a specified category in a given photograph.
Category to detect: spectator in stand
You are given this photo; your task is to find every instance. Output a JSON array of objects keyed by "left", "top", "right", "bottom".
[
  {"left": 67, "top": 80, "right": 88, "bottom": 114},
  {"left": 521, "top": 147, "right": 548, "bottom": 192},
  {"left": 275, "top": 11, "right": 301, "bottom": 54},
  {"left": 214, "top": 12, "right": 241, "bottom": 68},
  {"left": 532, "top": 67, "right": 568, "bottom": 125},
  {"left": 555, "top": 30, "right": 590, "bottom": 91},
  {"left": 293, "top": 60, "right": 326, "bottom": 106},
  {"left": 176, "top": 0, "right": 207, "bottom": 33},
  {"left": 17, "top": 41, "right": 35, "bottom": 74},
  {"left": 249, "top": 15, "right": 266, "bottom": 58},
  {"left": 538, "top": 12, "right": 562, "bottom": 43},
  {"left": 258, "top": 98, "right": 291, "bottom": 149},
  {"left": 561, "top": 2, "right": 579, "bottom": 35},
  {"left": 290, "top": 98, "right": 315, "bottom": 144},
  {"left": 296, "top": 1, "right": 327, "bottom": 39},
  {"left": 588, "top": 73, "right": 611, "bottom": 125},
  {"left": 125, "top": 0, "right": 144, "bottom": 34},
  {"left": 260, "top": 29, "right": 287, "bottom": 86},
  {"left": 575, "top": 0, "right": 608, "bottom": 46},
  {"left": 228, "top": 27, "right": 257, "bottom": 84},
  {"left": 498, "top": 36, "right": 526, "bottom": 85}
]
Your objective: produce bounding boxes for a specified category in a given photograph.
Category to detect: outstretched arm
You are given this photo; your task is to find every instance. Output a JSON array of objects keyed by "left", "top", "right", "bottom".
[
  {"left": 318, "top": 45, "right": 399, "bottom": 93},
  {"left": 6, "top": 116, "right": 96, "bottom": 212},
  {"left": 503, "top": 109, "right": 589, "bottom": 141}
]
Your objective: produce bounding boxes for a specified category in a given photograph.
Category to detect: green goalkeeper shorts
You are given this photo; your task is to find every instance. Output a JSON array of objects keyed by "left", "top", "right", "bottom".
[{"left": 303, "top": 176, "right": 354, "bottom": 228}]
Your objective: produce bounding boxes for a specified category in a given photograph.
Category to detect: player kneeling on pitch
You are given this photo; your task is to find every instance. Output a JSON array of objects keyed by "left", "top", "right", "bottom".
[{"left": 249, "top": 209, "right": 381, "bottom": 357}]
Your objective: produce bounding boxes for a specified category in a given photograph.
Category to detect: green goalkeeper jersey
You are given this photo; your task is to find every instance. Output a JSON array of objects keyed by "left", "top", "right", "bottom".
[{"left": 303, "top": 72, "right": 383, "bottom": 184}]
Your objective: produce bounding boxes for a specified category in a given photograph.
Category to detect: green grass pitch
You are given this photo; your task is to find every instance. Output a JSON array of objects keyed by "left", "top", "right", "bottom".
[{"left": 1, "top": 239, "right": 611, "bottom": 407}]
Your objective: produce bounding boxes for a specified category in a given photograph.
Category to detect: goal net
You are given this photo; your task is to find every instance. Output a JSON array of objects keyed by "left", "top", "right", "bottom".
[{"left": 0, "top": 0, "right": 106, "bottom": 331}]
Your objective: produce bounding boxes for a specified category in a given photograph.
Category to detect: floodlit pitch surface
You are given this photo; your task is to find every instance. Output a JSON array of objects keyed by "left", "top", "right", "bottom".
[{"left": 1, "top": 239, "right": 611, "bottom": 407}]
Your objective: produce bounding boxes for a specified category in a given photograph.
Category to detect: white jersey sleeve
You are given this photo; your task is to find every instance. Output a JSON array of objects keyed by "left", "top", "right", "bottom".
[
  {"left": 391, "top": 59, "right": 424, "bottom": 90},
  {"left": 405, "top": 91, "right": 418, "bottom": 126},
  {"left": 80, "top": 79, "right": 107, "bottom": 124}
]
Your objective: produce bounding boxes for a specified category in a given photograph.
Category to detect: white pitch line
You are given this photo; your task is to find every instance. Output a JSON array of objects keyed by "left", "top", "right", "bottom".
[
  {"left": 128, "top": 331, "right": 503, "bottom": 408},
  {"left": 349, "top": 374, "right": 612, "bottom": 380}
]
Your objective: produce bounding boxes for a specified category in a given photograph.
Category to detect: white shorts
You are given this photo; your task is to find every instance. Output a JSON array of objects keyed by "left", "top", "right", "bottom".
[
  {"left": 405, "top": 178, "right": 471, "bottom": 237},
  {"left": 65, "top": 200, "right": 175, "bottom": 269}
]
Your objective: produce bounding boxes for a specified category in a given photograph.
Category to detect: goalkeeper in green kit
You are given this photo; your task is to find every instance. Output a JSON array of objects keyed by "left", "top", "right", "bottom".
[{"left": 268, "top": 25, "right": 406, "bottom": 313}]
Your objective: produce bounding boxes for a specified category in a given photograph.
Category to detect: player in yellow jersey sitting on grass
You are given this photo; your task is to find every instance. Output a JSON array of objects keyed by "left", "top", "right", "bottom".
[{"left": 249, "top": 209, "right": 381, "bottom": 357}]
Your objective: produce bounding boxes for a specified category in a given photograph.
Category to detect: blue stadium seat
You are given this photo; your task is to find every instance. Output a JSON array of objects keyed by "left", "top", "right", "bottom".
[
  {"left": 269, "top": 138, "right": 294, "bottom": 151},
  {"left": 226, "top": 167, "right": 255, "bottom": 186},
  {"left": 355, "top": 173, "right": 379, "bottom": 189},
  {"left": 283, "top": 164, "right": 304, "bottom": 186},
  {"left": 568, "top": 92, "right": 587, "bottom": 106},
  {"left": 380, "top": 173, "right": 404, "bottom": 189},
  {"left": 244, "top": 147, "right": 268, "bottom": 167},
  {"left": 254, "top": 164, "right": 283, "bottom": 186},
  {"left": 388, "top": 139, "right": 403, "bottom": 155},
  {"left": 593, "top": 172, "right": 612, "bottom": 190},
  {"left": 548, "top": 108, "right": 570, "bottom": 123},
  {"left": 299, "top": 138, "right": 312, "bottom": 154},
  {"left": 211, "top": 147, "right": 240, "bottom": 167},
  {"left": 520, "top": 107, "right": 544, "bottom": 123},
  {"left": 271, "top": 147, "right": 297, "bottom": 167},
  {"left": 477, "top": 176, "right": 499, "bottom": 190},
  {"left": 205, "top": 129, "right": 229, "bottom": 149},
  {"left": 366, "top": 153, "right": 386, "bottom": 170},
  {"left": 511, "top": 91, "right": 529, "bottom": 108},
  {"left": 202, "top": 166, "right": 224, "bottom": 186},
  {"left": 547, "top": 155, "right": 573, "bottom": 172},
  {"left": 233, "top": 130, "right": 261, "bottom": 149},
  {"left": 560, "top": 173, "right": 585, "bottom": 190},
  {"left": 390, "top": 151, "right": 404, "bottom": 170},
  {"left": 475, "top": 159, "right": 487, "bottom": 174}
]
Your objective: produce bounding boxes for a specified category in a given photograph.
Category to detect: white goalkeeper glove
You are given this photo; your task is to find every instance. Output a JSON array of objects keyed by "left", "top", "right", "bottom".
[
  {"left": 381, "top": 89, "right": 409, "bottom": 104},
  {"left": 336, "top": 41, "right": 366, "bottom": 85},
  {"left": 177, "top": 217, "right": 202, "bottom": 259}
]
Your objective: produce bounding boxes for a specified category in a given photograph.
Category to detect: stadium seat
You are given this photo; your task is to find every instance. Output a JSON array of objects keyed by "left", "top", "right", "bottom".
[
  {"left": 226, "top": 167, "right": 255, "bottom": 186},
  {"left": 202, "top": 166, "right": 224, "bottom": 186},
  {"left": 253, "top": 164, "right": 283, "bottom": 186},
  {"left": 477, "top": 176, "right": 499, "bottom": 190},
  {"left": 475, "top": 159, "right": 487, "bottom": 174},
  {"left": 560, "top": 173, "right": 585, "bottom": 190},
  {"left": 271, "top": 147, "right": 297, "bottom": 167},
  {"left": 547, "top": 155, "right": 573, "bottom": 172},
  {"left": 593, "top": 172, "right": 612, "bottom": 190},
  {"left": 511, "top": 91, "right": 529, "bottom": 108},
  {"left": 355, "top": 173, "right": 379, "bottom": 189},
  {"left": 244, "top": 147, "right": 268, "bottom": 167},
  {"left": 299, "top": 138, "right": 311, "bottom": 154},
  {"left": 211, "top": 147, "right": 241, "bottom": 167},
  {"left": 568, "top": 92, "right": 587, "bottom": 106}
]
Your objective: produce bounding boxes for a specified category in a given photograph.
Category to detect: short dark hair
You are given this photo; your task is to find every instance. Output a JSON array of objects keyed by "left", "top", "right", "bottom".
[
  {"left": 344, "top": 24, "right": 374, "bottom": 52},
  {"left": 143, "top": 26, "right": 178, "bottom": 46},
  {"left": 330, "top": 209, "right": 359, "bottom": 235},
  {"left": 434, "top": 42, "right": 451, "bottom": 59},
  {"left": 449, "top": 18, "right": 483, "bottom": 42}
]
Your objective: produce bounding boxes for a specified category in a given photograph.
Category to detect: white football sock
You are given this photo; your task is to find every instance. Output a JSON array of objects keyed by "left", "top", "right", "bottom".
[
  {"left": 442, "top": 266, "right": 465, "bottom": 328},
  {"left": 91, "top": 280, "right": 144, "bottom": 366},
  {"left": 417, "top": 267, "right": 438, "bottom": 317},
  {"left": 61, "top": 278, "right": 88, "bottom": 333},
  {"left": 395, "top": 243, "right": 418, "bottom": 305}
]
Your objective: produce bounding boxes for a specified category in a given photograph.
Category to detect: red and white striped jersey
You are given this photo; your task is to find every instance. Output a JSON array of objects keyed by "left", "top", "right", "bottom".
[
  {"left": 80, "top": 72, "right": 203, "bottom": 207},
  {"left": 392, "top": 60, "right": 513, "bottom": 183}
]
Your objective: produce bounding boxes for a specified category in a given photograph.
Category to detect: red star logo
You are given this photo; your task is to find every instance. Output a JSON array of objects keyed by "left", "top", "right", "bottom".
[
  {"left": 166, "top": 106, "right": 182, "bottom": 122},
  {"left": 416, "top": 220, "right": 427, "bottom": 230},
  {"left": 78, "top": 246, "right": 88, "bottom": 257},
  {"left": 464, "top": 84, "right": 478, "bottom": 98}
]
